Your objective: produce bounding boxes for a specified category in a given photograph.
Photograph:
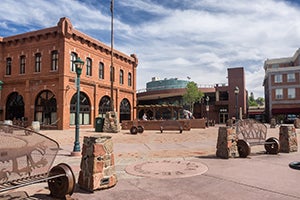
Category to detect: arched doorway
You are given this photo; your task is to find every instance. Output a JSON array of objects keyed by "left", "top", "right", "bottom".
[
  {"left": 98, "top": 96, "right": 111, "bottom": 117},
  {"left": 35, "top": 90, "right": 57, "bottom": 125},
  {"left": 120, "top": 98, "right": 131, "bottom": 122},
  {"left": 70, "top": 92, "right": 91, "bottom": 125},
  {"left": 6, "top": 92, "right": 24, "bottom": 120}
]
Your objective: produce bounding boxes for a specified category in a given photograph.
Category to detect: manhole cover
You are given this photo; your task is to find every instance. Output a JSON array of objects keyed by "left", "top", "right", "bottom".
[{"left": 125, "top": 160, "right": 208, "bottom": 179}]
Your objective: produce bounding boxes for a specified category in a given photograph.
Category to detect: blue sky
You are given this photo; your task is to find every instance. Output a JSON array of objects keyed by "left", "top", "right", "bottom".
[{"left": 1, "top": 0, "right": 300, "bottom": 97}]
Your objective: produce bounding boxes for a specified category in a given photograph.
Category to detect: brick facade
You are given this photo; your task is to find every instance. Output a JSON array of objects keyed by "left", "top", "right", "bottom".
[
  {"left": 0, "top": 17, "right": 138, "bottom": 129},
  {"left": 263, "top": 49, "right": 300, "bottom": 122}
]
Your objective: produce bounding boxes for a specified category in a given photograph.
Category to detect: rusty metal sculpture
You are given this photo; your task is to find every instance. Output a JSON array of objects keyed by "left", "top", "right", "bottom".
[
  {"left": 0, "top": 124, "right": 75, "bottom": 199},
  {"left": 236, "top": 119, "right": 280, "bottom": 158}
]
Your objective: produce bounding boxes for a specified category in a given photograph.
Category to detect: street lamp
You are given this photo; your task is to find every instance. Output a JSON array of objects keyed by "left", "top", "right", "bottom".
[
  {"left": 206, "top": 96, "right": 210, "bottom": 127},
  {"left": 234, "top": 86, "right": 240, "bottom": 122},
  {"left": 72, "top": 57, "right": 84, "bottom": 156}
]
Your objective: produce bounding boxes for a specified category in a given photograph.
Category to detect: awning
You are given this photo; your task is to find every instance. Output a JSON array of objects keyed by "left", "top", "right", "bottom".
[{"left": 272, "top": 108, "right": 300, "bottom": 114}]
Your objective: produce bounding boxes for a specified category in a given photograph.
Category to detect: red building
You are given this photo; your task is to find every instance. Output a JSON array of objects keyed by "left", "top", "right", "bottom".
[
  {"left": 263, "top": 49, "right": 300, "bottom": 123},
  {"left": 0, "top": 17, "right": 138, "bottom": 129},
  {"left": 137, "top": 67, "right": 247, "bottom": 124}
]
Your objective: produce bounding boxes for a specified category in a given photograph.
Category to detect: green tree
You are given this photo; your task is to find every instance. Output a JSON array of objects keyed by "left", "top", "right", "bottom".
[
  {"left": 183, "top": 81, "right": 203, "bottom": 113},
  {"left": 248, "top": 92, "right": 264, "bottom": 106}
]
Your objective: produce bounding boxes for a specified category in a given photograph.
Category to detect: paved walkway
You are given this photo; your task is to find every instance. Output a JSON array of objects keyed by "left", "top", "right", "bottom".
[{"left": 1, "top": 125, "right": 300, "bottom": 199}]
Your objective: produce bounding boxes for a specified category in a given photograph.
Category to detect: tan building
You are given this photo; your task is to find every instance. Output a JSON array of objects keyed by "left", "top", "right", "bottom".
[
  {"left": 0, "top": 17, "right": 138, "bottom": 129},
  {"left": 263, "top": 49, "right": 300, "bottom": 123}
]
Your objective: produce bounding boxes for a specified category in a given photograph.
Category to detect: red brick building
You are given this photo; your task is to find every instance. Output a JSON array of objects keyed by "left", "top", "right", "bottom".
[
  {"left": 0, "top": 17, "right": 138, "bottom": 129},
  {"left": 137, "top": 67, "right": 247, "bottom": 124},
  {"left": 263, "top": 49, "right": 300, "bottom": 123}
]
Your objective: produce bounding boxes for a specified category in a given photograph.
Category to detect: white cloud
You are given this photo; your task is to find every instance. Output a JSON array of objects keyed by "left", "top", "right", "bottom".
[{"left": 1, "top": 0, "right": 300, "bottom": 98}]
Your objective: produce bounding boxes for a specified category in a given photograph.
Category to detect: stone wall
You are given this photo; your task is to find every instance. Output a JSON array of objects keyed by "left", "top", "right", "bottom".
[
  {"left": 78, "top": 135, "right": 117, "bottom": 192},
  {"left": 216, "top": 127, "right": 239, "bottom": 159},
  {"left": 121, "top": 119, "right": 201, "bottom": 131},
  {"left": 279, "top": 125, "right": 298, "bottom": 153}
]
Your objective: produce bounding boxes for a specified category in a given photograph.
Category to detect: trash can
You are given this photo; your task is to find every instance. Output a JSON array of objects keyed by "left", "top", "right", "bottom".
[{"left": 95, "top": 117, "right": 104, "bottom": 132}]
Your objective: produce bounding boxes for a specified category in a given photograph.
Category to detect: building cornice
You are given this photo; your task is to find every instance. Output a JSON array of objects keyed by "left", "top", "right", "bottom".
[
  {"left": 0, "top": 17, "right": 138, "bottom": 66},
  {"left": 59, "top": 17, "right": 137, "bottom": 65}
]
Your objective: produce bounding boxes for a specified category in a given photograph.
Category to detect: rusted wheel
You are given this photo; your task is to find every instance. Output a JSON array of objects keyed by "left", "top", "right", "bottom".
[
  {"left": 48, "top": 163, "right": 75, "bottom": 199},
  {"left": 130, "top": 126, "right": 138, "bottom": 134},
  {"left": 289, "top": 161, "right": 300, "bottom": 170},
  {"left": 264, "top": 137, "right": 280, "bottom": 154},
  {"left": 137, "top": 125, "right": 144, "bottom": 133},
  {"left": 237, "top": 139, "right": 251, "bottom": 158}
]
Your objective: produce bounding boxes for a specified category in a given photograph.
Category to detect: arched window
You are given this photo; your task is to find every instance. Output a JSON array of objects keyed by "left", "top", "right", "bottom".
[
  {"left": 70, "top": 92, "right": 91, "bottom": 125},
  {"left": 35, "top": 90, "right": 57, "bottom": 125},
  {"left": 128, "top": 72, "right": 132, "bottom": 86},
  {"left": 98, "top": 96, "right": 111, "bottom": 117},
  {"left": 99, "top": 62, "right": 104, "bottom": 79},
  {"left": 70, "top": 52, "right": 77, "bottom": 72},
  {"left": 6, "top": 92, "right": 25, "bottom": 120},
  {"left": 6, "top": 57, "right": 12, "bottom": 75},
  {"left": 120, "top": 98, "right": 131, "bottom": 122},
  {"left": 51, "top": 50, "right": 58, "bottom": 71},
  {"left": 120, "top": 69, "right": 124, "bottom": 84},
  {"left": 35, "top": 53, "right": 41, "bottom": 72},
  {"left": 20, "top": 55, "right": 26, "bottom": 74},
  {"left": 86, "top": 58, "right": 92, "bottom": 76}
]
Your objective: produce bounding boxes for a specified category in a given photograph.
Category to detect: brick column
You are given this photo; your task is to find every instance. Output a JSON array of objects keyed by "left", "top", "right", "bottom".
[
  {"left": 279, "top": 125, "right": 298, "bottom": 153},
  {"left": 216, "top": 127, "right": 239, "bottom": 159},
  {"left": 78, "top": 135, "right": 117, "bottom": 192}
]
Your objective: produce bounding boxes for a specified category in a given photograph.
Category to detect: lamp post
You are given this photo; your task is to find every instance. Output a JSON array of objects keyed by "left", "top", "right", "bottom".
[
  {"left": 110, "top": 0, "right": 114, "bottom": 111},
  {"left": 234, "top": 86, "right": 240, "bottom": 122},
  {"left": 72, "top": 57, "right": 84, "bottom": 156},
  {"left": 206, "top": 96, "right": 209, "bottom": 127}
]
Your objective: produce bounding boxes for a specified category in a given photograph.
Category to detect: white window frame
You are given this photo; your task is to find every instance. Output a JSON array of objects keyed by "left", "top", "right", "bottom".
[
  {"left": 274, "top": 74, "right": 282, "bottom": 83},
  {"left": 288, "top": 88, "right": 296, "bottom": 99},
  {"left": 275, "top": 88, "right": 283, "bottom": 99},
  {"left": 287, "top": 73, "right": 295, "bottom": 82}
]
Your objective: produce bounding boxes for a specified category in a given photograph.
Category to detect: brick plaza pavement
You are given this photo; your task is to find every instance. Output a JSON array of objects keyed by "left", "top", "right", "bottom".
[{"left": 1, "top": 125, "right": 300, "bottom": 199}]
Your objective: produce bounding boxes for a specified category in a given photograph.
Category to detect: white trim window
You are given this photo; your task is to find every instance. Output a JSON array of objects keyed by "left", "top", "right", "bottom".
[
  {"left": 274, "top": 74, "right": 282, "bottom": 83},
  {"left": 287, "top": 73, "right": 295, "bottom": 82},
  {"left": 275, "top": 88, "right": 283, "bottom": 99},
  {"left": 288, "top": 88, "right": 296, "bottom": 99}
]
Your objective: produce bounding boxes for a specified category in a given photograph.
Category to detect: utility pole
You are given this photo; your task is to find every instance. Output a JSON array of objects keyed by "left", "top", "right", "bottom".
[{"left": 110, "top": 0, "right": 114, "bottom": 111}]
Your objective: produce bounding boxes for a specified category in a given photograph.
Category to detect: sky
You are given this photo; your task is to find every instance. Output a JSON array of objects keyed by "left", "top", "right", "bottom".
[{"left": 1, "top": 0, "right": 300, "bottom": 98}]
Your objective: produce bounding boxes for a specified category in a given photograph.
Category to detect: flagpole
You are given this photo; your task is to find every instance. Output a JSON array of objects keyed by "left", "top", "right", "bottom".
[{"left": 110, "top": 0, "right": 114, "bottom": 111}]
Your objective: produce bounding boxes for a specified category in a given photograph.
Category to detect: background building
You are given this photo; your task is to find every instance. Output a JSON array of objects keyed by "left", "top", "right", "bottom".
[
  {"left": 137, "top": 67, "right": 247, "bottom": 124},
  {"left": 263, "top": 49, "right": 300, "bottom": 123},
  {"left": 0, "top": 17, "right": 138, "bottom": 129}
]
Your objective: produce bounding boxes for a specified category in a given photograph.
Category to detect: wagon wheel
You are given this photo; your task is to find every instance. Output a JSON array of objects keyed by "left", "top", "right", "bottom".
[
  {"left": 130, "top": 126, "right": 138, "bottom": 134},
  {"left": 289, "top": 161, "right": 300, "bottom": 170},
  {"left": 237, "top": 139, "right": 251, "bottom": 158},
  {"left": 264, "top": 137, "right": 280, "bottom": 154},
  {"left": 137, "top": 125, "right": 144, "bottom": 133},
  {"left": 48, "top": 163, "right": 75, "bottom": 199}
]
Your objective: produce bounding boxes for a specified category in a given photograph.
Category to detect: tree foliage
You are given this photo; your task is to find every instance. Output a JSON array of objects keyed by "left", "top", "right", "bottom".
[
  {"left": 183, "top": 81, "right": 203, "bottom": 112},
  {"left": 248, "top": 92, "right": 264, "bottom": 106}
]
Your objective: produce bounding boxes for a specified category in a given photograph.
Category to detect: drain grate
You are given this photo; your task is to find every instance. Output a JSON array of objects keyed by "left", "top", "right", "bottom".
[{"left": 125, "top": 160, "right": 208, "bottom": 179}]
